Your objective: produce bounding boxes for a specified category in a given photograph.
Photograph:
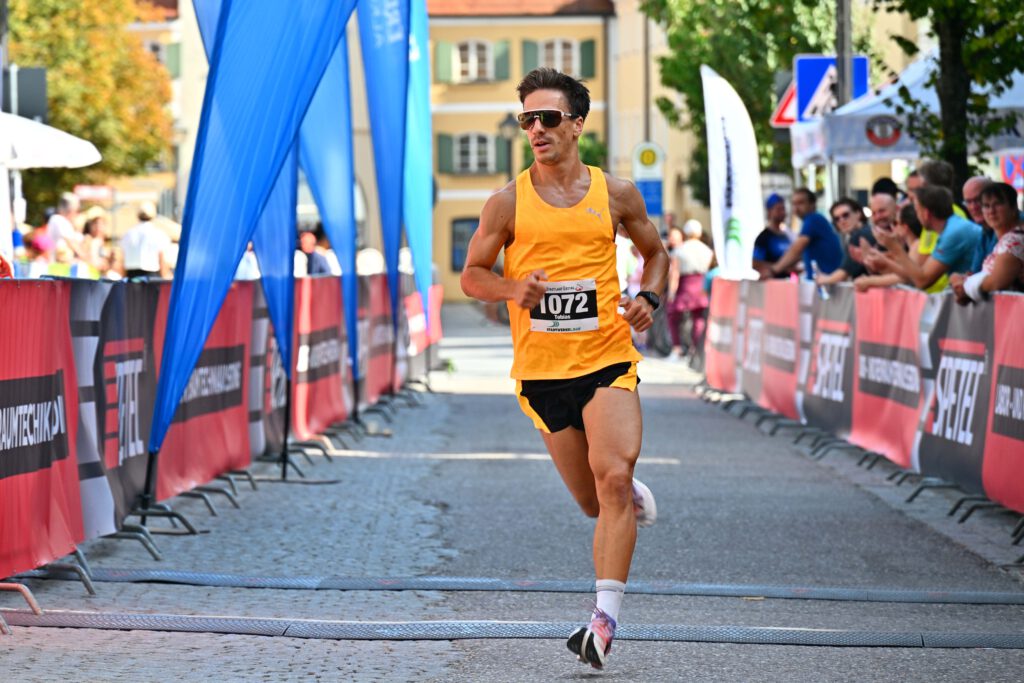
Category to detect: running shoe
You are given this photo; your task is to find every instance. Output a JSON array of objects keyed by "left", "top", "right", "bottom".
[
  {"left": 632, "top": 478, "right": 657, "bottom": 527},
  {"left": 566, "top": 607, "right": 617, "bottom": 669}
]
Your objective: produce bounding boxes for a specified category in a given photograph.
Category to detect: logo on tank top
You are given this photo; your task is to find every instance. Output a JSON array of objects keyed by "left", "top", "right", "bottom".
[{"left": 586, "top": 207, "right": 604, "bottom": 221}]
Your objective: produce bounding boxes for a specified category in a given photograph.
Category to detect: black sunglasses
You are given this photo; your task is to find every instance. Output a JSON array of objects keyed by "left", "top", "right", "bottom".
[{"left": 517, "top": 109, "right": 576, "bottom": 130}]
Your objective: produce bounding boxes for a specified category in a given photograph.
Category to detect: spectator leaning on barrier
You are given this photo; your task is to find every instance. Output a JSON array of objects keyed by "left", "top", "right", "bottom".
[
  {"left": 764, "top": 187, "right": 843, "bottom": 280},
  {"left": 121, "top": 201, "right": 173, "bottom": 279},
  {"left": 817, "top": 198, "right": 875, "bottom": 286},
  {"left": 856, "top": 203, "right": 923, "bottom": 293},
  {"left": 963, "top": 176, "right": 997, "bottom": 272},
  {"left": 950, "top": 182, "right": 1024, "bottom": 304},
  {"left": 868, "top": 185, "right": 981, "bottom": 292},
  {"left": 918, "top": 159, "right": 969, "bottom": 218},
  {"left": 752, "top": 193, "right": 792, "bottom": 278}
]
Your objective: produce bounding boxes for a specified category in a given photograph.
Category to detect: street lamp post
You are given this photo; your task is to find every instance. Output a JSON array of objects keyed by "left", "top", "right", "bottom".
[{"left": 497, "top": 112, "right": 519, "bottom": 183}]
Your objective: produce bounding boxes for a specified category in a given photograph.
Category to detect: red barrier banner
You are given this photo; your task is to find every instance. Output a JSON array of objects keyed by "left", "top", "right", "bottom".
[
  {"left": 428, "top": 283, "right": 444, "bottom": 347},
  {"left": 704, "top": 278, "right": 741, "bottom": 392},
  {"left": 0, "top": 280, "right": 83, "bottom": 578},
  {"left": 848, "top": 287, "right": 926, "bottom": 468},
  {"left": 759, "top": 279, "right": 800, "bottom": 419},
  {"left": 156, "top": 282, "right": 254, "bottom": 501},
  {"left": 915, "top": 295, "right": 993, "bottom": 493},
  {"left": 802, "top": 285, "right": 856, "bottom": 437},
  {"left": 982, "top": 294, "right": 1024, "bottom": 511},
  {"left": 359, "top": 274, "right": 395, "bottom": 407},
  {"left": 69, "top": 280, "right": 161, "bottom": 539},
  {"left": 739, "top": 281, "right": 764, "bottom": 403},
  {"left": 293, "top": 276, "right": 348, "bottom": 441},
  {"left": 404, "top": 290, "right": 429, "bottom": 359}
]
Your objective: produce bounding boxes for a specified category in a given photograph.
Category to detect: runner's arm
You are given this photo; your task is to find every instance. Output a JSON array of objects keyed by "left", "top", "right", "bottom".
[
  {"left": 460, "top": 187, "right": 546, "bottom": 309},
  {"left": 610, "top": 177, "right": 668, "bottom": 332}
]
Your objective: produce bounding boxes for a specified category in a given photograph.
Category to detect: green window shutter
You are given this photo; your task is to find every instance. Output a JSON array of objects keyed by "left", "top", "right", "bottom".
[
  {"left": 494, "top": 136, "right": 510, "bottom": 175},
  {"left": 493, "top": 41, "right": 510, "bottom": 80},
  {"left": 165, "top": 42, "right": 181, "bottom": 79},
  {"left": 580, "top": 39, "right": 596, "bottom": 79},
  {"left": 435, "top": 41, "right": 453, "bottom": 83},
  {"left": 438, "top": 134, "right": 454, "bottom": 173},
  {"left": 522, "top": 40, "right": 538, "bottom": 75}
]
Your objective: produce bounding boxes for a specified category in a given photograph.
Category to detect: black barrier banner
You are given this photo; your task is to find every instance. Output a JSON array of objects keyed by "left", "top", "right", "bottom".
[
  {"left": 69, "top": 280, "right": 160, "bottom": 539},
  {"left": 915, "top": 295, "right": 993, "bottom": 494},
  {"left": 263, "top": 319, "right": 287, "bottom": 454},
  {"left": 802, "top": 285, "right": 856, "bottom": 436}
]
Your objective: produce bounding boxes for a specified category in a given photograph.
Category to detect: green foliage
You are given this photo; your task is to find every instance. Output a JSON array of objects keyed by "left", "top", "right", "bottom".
[
  {"left": 640, "top": 0, "right": 837, "bottom": 203},
  {"left": 873, "top": 0, "right": 1024, "bottom": 196},
  {"left": 520, "top": 133, "right": 609, "bottom": 170},
  {"left": 9, "top": 0, "right": 173, "bottom": 222}
]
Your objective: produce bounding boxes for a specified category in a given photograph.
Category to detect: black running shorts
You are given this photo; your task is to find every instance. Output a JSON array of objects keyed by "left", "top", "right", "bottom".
[{"left": 515, "top": 361, "right": 639, "bottom": 433}]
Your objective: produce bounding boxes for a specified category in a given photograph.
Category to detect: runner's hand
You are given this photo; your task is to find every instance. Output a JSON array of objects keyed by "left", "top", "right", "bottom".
[
  {"left": 620, "top": 294, "right": 653, "bottom": 333},
  {"left": 514, "top": 270, "right": 547, "bottom": 309}
]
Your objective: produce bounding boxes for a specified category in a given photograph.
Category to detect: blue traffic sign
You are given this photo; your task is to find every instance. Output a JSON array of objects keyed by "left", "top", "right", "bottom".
[
  {"left": 636, "top": 179, "right": 662, "bottom": 218},
  {"left": 794, "top": 55, "right": 869, "bottom": 123}
]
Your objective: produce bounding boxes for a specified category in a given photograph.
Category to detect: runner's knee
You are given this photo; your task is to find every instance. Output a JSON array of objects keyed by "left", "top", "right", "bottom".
[{"left": 592, "top": 465, "right": 634, "bottom": 505}]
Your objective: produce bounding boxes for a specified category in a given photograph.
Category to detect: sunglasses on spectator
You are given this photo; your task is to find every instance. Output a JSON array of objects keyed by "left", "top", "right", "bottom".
[
  {"left": 517, "top": 110, "right": 577, "bottom": 129},
  {"left": 832, "top": 211, "right": 852, "bottom": 221},
  {"left": 981, "top": 201, "right": 1008, "bottom": 210}
]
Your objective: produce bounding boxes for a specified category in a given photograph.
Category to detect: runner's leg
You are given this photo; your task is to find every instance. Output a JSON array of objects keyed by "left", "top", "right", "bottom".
[
  {"left": 541, "top": 427, "right": 599, "bottom": 517},
  {"left": 582, "top": 386, "right": 642, "bottom": 581}
]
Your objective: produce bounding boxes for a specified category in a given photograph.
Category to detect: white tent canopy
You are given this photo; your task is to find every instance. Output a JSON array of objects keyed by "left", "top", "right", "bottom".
[
  {"left": 792, "top": 50, "right": 1024, "bottom": 167},
  {"left": 0, "top": 111, "right": 102, "bottom": 169}
]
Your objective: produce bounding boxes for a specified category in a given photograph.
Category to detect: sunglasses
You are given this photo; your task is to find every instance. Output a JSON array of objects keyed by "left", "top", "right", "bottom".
[
  {"left": 832, "top": 211, "right": 852, "bottom": 221},
  {"left": 517, "top": 109, "right": 576, "bottom": 130}
]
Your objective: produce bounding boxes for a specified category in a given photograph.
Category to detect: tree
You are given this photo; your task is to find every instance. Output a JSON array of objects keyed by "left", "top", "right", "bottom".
[
  {"left": 640, "top": 1, "right": 838, "bottom": 203},
  {"left": 873, "top": 1, "right": 1024, "bottom": 199},
  {"left": 8, "top": 0, "right": 172, "bottom": 223}
]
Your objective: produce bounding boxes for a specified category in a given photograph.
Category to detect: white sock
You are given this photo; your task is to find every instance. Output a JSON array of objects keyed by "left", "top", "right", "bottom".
[{"left": 594, "top": 579, "right": 626, "bottom": 623}]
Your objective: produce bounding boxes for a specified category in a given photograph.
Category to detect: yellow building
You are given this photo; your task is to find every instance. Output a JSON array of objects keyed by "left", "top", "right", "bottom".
[{"left": 428, "top": 0, "right": 614, "bottom": 300}]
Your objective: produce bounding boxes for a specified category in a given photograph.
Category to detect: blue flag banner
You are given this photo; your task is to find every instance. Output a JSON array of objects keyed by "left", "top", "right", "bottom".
[
  {"left": 299, "top": 36, "right": 360, "bottom": 384},
  {"left": 194, "top": 0, "right": 298, "bottom": 377},
  {"left": 403, "top": 0, "right": 433, "bottom": 331},
  {"left": 149, "top": 0, "right": 352, "bottom": 453},
  {"left": 358, "top": 0, "right": 411, "bottom": 331}
]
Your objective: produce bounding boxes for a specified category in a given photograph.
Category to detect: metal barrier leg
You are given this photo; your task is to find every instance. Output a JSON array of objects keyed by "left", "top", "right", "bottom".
[
  {"left": 44, "top": 562, "right": 96, "bottom": 596},
  {"left": 128, "top": 507, "right": 200, "bottom": 535},
  {"left": 0, "top": 582, "right": 43, "bottom": 635},
  {"left": 229, "top": 469, "right": 259, "bottom": 491},
  {"left": 109, "top": 530, "right": 163, "bottom": 561},
  {"left": 857, "top": 452, "right": 883, "bottom": 469},
  {"left": 73, "top": 549, "right": 93, "bottom": 580},
  {"left": 215, "top": 474, "right": 239, "bottom": 496},
  {"left": 906, "top": 478, "right": 959, "bottom": 503},
  {"left": 958, "top": 501, "right": 1003, "bottom": 524},
  {"left": 949, "top": 495, "right": 991, "bottom": 517},
  {"left": 180, "top": 491, "right": 218, "bottom": 516},
  {"left": 195, "top": 485, "right": 241, "bottom": 510},
  {"left": 1012, "top": 518, "right": 1024, "bottom": 545}
]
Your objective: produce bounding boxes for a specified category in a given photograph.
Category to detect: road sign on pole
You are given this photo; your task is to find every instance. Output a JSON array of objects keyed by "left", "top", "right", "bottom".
[
  {"left": 770, "top": 82, "right": 796, "bottom": 129},
  {"left": 794, "top": 54, "right": 869, "bottom": 123},
  {"left": 632, "top": 142, "right": 664, "bottom": 218}
]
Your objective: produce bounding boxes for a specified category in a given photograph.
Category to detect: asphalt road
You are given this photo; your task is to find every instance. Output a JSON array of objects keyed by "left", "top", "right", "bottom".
[{"left": 3, "top": 302, "right": 1024, "bottom": 682}]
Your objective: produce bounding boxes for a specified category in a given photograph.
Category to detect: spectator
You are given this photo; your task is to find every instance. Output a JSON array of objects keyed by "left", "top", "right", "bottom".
[
  {"left": 817, "top": 198, "right": 875, "bottom": 285},
  {"left": 962, "top": 176, "right": 996, "bottom": 272},
  {"left": 918, "top": 159, "right": 968, "bottom": 217},
  {"left": 295, "top": 225, "right": 332, "bottom": 276},
  {"left": 856, "top": 204, "right": 922, "bottom": 292},
  {"left": 752, "top": 193, "right": 792, "bottom": 278},
  {"left": 121, "top": 201, "right": 173, "bottom": 279},
  {"left": 45, "top": 192, "right": 86, "bottom": 261},
  {"left": 904, "top": 169, "right": 924, "bottom": 196},
  {"left": 666, "top": 220, "right": 713, "bottom": 362},
  {"left": 234, "top": 242, "right": 261, "bottom": 280},
  {"left": 869, "top": 185, "right": 980, "bottom": 292},
  {"left": 871, "top": 176, "right": 901, "bottom": 201},
  {"left": 765, "top": 187, "right": 843, "bottom": 280},
  {"left": 314, "top": 222, "right": 342, "bottom": 275},
  {"left": 951, "top": 182, "right": 1024, "bottom": 303},
  {"left": 81, "top": 206, "right": 111, "bottom": 278}
]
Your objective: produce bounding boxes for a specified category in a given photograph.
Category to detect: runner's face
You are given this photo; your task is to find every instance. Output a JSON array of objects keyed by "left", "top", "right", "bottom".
[{"left": 522, "top": 89, "right": 581, "bottom": 165}]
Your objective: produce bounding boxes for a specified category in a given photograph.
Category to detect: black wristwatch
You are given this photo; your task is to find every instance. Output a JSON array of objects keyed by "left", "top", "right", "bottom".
[{"left": 636, "top": 290, "right": 660, "bottom": 311}]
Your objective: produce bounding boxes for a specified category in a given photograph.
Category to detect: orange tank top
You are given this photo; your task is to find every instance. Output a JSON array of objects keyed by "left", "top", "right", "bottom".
[{"left": 505, "top": 166, "right": 641, "bottom": 380}]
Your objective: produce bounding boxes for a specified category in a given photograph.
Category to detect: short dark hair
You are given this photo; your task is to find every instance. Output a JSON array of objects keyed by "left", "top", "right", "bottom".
[
  {"left": 829, "top": 197, "right": 864, "bottom": 221},
  {"left": 898, "top": 203, "right": 922, "bottom": 238},
  {"left": 980, "top": 182, "right": 1018, "bottom": 209},
  {"left": 793, "top": 187, "right": 817, "bottom": 205},
  {"left": 517, "top": 68, "right": 591, "bottom": 121},
  {"left": 918, "top": 159, "right": 955, "bottom": 190},
  {"left": 913, "top": 185, "right": 954, "bottom": 220},
  {"left": 871, "top": 177, "right": 899, "bottom": 198}
]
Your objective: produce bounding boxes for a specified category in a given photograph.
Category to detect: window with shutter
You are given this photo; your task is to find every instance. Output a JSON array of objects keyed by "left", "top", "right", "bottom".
[
  {"left": 435, "top": 41, "right": 454, "bottom": 83},
  {"left": 522, "top": 40, "right": 538, "bottom": 75},
  {"left": 437, "top": 134, "right": 454, "bottom": 173},
  {"left": 455, "top": 133, "right": 495, "bottom": 173},
  {"left": 456, "top": 40, "right": 493, "bottom": 82}
]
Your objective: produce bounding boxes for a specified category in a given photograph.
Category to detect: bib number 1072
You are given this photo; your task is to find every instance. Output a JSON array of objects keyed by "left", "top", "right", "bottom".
[{"left": 529, "top": 279, "right": 599, "bottom": 333}]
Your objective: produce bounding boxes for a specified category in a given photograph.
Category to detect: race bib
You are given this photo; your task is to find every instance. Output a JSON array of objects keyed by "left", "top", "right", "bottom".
[{"left": 530, "top": 279, "right": 599, "bottom": 333}]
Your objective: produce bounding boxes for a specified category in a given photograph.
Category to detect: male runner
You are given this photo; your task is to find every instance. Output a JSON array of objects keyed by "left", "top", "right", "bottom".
[{"left": 460, "top": 68, "right": 669, "bottom": 669}]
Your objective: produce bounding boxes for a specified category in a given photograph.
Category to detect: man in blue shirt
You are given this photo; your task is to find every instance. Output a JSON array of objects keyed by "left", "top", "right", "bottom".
[
  {"left": 765, "top": 187, "right": 843, "bottom": 279},
  {"left": 872, "top": 184, "right": 981, "bottom": 290},
  {"left": 962, "top": 176, "right": 997, "bottom": 273},
  {"left": 752, "top": 193, "right": 792, "bottom": 278}
]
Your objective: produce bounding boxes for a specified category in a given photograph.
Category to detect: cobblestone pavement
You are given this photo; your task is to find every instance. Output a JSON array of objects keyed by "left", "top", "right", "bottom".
[{"left": 3, "top": 302, "right": 1024, "bottom": 681}]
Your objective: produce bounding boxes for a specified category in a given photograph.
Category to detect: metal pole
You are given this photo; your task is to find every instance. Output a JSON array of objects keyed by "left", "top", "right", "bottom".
[
  {"left": 280, "top": 376, "right": 293, "bottom": 480},
  {"left": 139, "top": 449, "right": 158, "bottom": 526},
  {"left": 642, "top": 16, "right": 650, "bottom": 142},
  {"left": 835, "top": 0, "right": 852, "bottom": 198}
]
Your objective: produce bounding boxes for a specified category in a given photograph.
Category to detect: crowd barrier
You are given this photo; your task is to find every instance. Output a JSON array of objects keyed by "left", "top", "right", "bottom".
[
  {"left": 705, "top": 278, "right": 1024, "bottom": 515},
  {"left": 0, "top": 274, "right": 443, "bottom": 580}
]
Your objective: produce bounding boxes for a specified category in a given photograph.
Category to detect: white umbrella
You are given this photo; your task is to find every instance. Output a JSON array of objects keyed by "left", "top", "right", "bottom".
[{"left": 0, "top": 111, "right": 102, "bottom": 169}]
